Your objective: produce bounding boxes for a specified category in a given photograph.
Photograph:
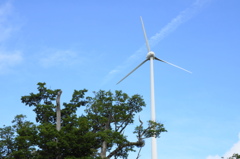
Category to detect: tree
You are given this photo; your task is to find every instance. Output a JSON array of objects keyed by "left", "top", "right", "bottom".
[
  {"left": 228, "top": 153, "right": 240, "bottom": 159},
  {"left": 0, "top": 115, "right": 38, "bottom": 159},
  {"left": 0, "top": 125, "right": 15, "bottom": 157},
  {"left": 0, "top": 82, "right": 167, "bottom": 158}
]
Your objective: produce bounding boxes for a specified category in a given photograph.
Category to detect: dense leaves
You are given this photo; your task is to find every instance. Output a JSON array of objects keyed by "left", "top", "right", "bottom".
[
  {"left": 228, "top": 153, "right": 240, "bottom": 159},
  {"left": 21, "top": 83, "right": 61, "bottom": 123},
  {"left": 0, "top": 125, "right": 15, "bottom": 157},
  {"left": 0, "top": 82, "right": 167, "bottom": 158}
]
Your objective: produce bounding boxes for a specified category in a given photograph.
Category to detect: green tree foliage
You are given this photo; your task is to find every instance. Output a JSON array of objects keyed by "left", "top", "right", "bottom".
[
  {"left": 0, "top": 82, "right": 167, "bottom": 159},
  {"left": 0, "top": 125, "right": 15, "bottom": 157},
  {"left": 228, "top": 153, "right": 240, "bottom": 159}
]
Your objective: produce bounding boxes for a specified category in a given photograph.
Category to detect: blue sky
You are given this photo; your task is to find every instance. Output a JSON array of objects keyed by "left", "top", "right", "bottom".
[{"left": 1, "top": 0, "right": 240, "bottom": 158}]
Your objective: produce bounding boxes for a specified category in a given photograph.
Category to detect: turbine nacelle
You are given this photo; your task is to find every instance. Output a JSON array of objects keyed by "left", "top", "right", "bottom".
[{"left": 147, "top": 51, "right": 155, "bottom": 59}]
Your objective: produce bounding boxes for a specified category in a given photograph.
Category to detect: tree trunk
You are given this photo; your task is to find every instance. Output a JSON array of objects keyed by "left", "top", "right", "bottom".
[
  {"left": 100, "top": 140, "right": 107, "bottom": 158},
  {"left": 100, "top": 115, "right": 111, "bottom": 158},
  {"left": 56, "top": 90, "right": 62, "bottom": 131},
  {"left": 56, "top": 90, "right": 62, "bottom": 159}
]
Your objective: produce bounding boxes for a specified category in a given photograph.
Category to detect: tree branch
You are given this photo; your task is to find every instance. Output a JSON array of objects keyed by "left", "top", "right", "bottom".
[{"left": 107, "top": 140, "right": 144, "bottom": 158}]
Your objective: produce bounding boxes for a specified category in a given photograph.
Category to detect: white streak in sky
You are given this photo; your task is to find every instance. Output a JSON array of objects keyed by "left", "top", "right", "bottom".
[
  {"left": 149, "top": 0, "right": 211, "bottom": 47},
  {"left": 102, "top": 0, "right": 211, "bottom": 85}
]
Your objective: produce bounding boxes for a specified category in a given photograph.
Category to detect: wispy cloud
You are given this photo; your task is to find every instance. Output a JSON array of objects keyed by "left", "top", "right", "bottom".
[
  {"left": 0, "top": 1, "right": 23, "bottom": 74},
  {"left": 102, "top": 0, "right": 211, "bottom": 85},
  {"left": 0, "top": 1, "right": 15, "bottom": 42},
  {"left": 206, "top": 133, "right": 240, "bottom": 159},
  {"left": 223, "top": 133, "right": 240, "bottom": 158},
  {"left": 206, "top": 155, "right": 221, "bottom": 159},
  {"left": 0, "top": 50, "right": 23, "bottom": 74},
  {"left": 39, "top": 49, "right": 85, "bottom": 68}
]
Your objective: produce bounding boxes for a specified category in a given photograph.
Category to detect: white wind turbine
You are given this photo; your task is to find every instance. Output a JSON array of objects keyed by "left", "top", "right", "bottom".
[{"left": 117, "top": 17, "right": 191, "bottom": 159}]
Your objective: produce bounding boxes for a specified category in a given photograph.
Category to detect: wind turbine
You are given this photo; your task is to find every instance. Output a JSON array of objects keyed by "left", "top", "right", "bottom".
[{"left": 117, "top": 17, "right": 191, "bottom": 159}]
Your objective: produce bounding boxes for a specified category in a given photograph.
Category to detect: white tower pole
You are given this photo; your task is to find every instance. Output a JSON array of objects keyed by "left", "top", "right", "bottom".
[
  {"left": 117, "top": 16, "right": 191, "bottom": 159},
  {"left": 150, "top": 56, "right": 157, "bottom": 159}
]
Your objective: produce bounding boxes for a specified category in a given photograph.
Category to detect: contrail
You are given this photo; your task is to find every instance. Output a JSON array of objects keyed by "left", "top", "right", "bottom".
[
  {"left": 101, "top": 0, "right": 211, "bottom": 86},
  {"left": 149, "top": 0, "right": 211, "bottom": 47}
]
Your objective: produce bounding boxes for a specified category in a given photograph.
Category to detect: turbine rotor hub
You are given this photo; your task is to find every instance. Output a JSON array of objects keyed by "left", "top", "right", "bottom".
[{"left": 147, "top": 51, "right": 155, "bottom": 59}]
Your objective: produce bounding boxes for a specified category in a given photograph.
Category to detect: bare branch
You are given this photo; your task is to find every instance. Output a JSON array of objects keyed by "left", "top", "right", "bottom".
[
  {"left": 107, "top": 141, "right": 144, "bottom": 158},
  {"left": 136, "top": 146, "right": 143, "bottom": 159}
]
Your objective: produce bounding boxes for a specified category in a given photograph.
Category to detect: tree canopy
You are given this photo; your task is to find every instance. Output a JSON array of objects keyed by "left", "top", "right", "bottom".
[
  {"left": 0, "top": 82, "right": 167, "bottom": 159},
  {"left": 228, "top": 153, "right": 240, "bottom": 159}
]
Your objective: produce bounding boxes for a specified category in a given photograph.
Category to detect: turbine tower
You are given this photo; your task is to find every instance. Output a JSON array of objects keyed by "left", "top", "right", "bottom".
[{"left": 117, "top": 17, "right": 191, "bottom": 159}]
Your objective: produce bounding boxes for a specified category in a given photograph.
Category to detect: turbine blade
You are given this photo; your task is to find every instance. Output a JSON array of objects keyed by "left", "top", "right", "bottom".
[
  {"left": 155, "top": 57, "right": 192, "bottom": 73},
  {"left": 140, "top": 16, "right": 151, "bottom": 52},
  {"left": 117, "top": 59, "right": 149, "bottom": 85}
]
